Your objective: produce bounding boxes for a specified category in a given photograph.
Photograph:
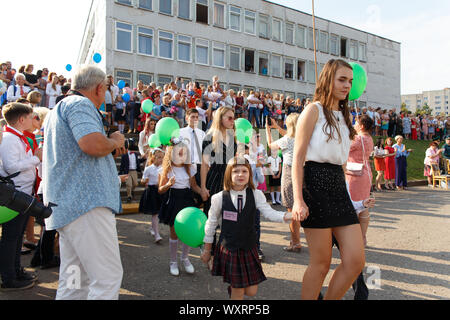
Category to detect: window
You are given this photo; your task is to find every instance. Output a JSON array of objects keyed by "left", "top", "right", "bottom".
[
  {"left": 307, "top": 61, "right": 316, "bottom": 83},
  {"left": 259, "top": 52, "right": 269, "bottom": 76},
  {"left": 138, "top": 0, "right": 152, "bottom": 10},
  {"left": 229, "top": 6, "right": 241, "bottom": 31},
  {"left": 177, "top": 35, "right": 192, "bottom": 62},
  {"left": 116, "top": 22, "right": 132, "bottom": 52},
  {"left": 259, "top": 14, "right": 269, "bottom": 39},
  {"left": 178, "top": 0, "right": 190, "bottom": 19},
  {"left": 358, "top": 43, "right": 367, "bottom": 61},
  {"left": 158, "top": 75, "right": 173, "bottom": 87},
  {"left": 244, "top": 10, "right": 256, "bottom": 35},
  {"left": 213, "top": 42, "right": 225, "bottom": 67},
  {"left": 297, "top": 60, "right": 305, "bottom": 81},
  {"left": 308, "top": 27, "right": 318, "bottom": 50},
  {"left": 195, "top": 38, "right": 209, "bottom": 65},
  {"left": 137, "top": 72, "right": 153, "bottom": 86},
  {"left": 138, "top": 27, "right": 153, "bottom": 55},
  {"left": 285, "top": 22, "right": 294, "bottom": 45},
  {"left": 117, "top": 0, "right": 132, "bottom": 5},
  {"left": 296, "top": 25, "right": 306, "bottom": 48},
  {"left": 285, "top": 58, "right": 294, "bottom": 80},
  {"left": 159, "top": 0, "right": 172, "bottom": 15},
  {"left": 330, "top": 34, "right": 339, "bottom": 55},
  {"left": 349, "top": 40, "right": 358, "bottom": 60},
  {"left": 229, "top": 84, "right": 241, "bottom": 93},
  {"left": 244, "top": 49, "right": 255, "bottom": 73},
  {"left": 214, "top": 2, "right": 225, "bottom": 27},
  {"left": 115, "top": 70, "right": 132, "bottom": 86},
  {"left": 230, "top": 46, "right": 241, "bottom": 71},
  {"left": 319, "top": 31, "right": 328, "bottom": 53},
  {"left": 196, "top": 0, "right": 208, "bottom": 24},
  {"left": 340, "top": 38, "right": 348, "bottom": 57},
  {"left": 158, "top": 30, "right": 173, "bottom": 59},
  {"left": 271, "top": 55, "right": 281, "bottom": 77},
  {"left": 272, "top": 19, "right": 282, "bottom": 42}
]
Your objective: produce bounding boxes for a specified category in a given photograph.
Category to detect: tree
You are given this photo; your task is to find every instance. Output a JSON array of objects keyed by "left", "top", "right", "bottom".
[{"left": 400, "top": 102, "right": 409, "bottom": 114}]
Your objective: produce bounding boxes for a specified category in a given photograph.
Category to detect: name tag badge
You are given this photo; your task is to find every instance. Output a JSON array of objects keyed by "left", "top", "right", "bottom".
[{"left": 223, "top": 210, "right": 238, "bottom": 222}]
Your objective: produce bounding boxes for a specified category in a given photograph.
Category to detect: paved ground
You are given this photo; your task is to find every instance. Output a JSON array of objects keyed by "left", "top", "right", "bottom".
[{"left": 1, "top": 186, "right": 449, "bottom": 300}]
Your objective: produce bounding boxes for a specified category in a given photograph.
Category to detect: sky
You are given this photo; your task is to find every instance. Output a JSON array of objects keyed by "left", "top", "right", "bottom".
[{"left": 2, "top": 0, "right": 449, "bottom": 95}]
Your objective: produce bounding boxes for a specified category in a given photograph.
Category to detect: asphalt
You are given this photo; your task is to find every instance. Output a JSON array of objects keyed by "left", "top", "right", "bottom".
[{"left": 1, "top": 186, "right": 449, "bottom": 300}]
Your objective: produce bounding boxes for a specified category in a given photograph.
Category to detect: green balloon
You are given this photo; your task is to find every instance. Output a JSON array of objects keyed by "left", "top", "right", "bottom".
[
  {"left": 142, "top": 99, "right": 154, "bottom": 114},
  {"left": 174, "top": 207, "right": 207, "bottom": 248},
  {"left": 235, "top": 118, "right": 253, "bottom": 144},
  {"left": 148, "top": 133, "right": 162, "bottom": 149},
  {"left": 155, "top": 117, "right": 180, "bottom": 146},
  {"left": 349, "top": 62, "right": 368, "bottom": 101},
  {"left": 0, "top": 206, "right": 19, "bottom": 224}
]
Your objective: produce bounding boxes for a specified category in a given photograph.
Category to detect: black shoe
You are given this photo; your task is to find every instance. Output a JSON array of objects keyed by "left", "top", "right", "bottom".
[
  {"left": 16, "top": 268, "right": 38, "bottom": 282},
  {"left": 127, "top": 197, "right": 132, "bottom": 203},
  {"left": 318, "top": 292, "right": 324, "bottom": 300},
  {"left": 0, "top": 279, "right": 35, "bottom": 291},
  {"left": 41, "top": 256, "right": 60, "bottom": 270},
  {"left": 23, "top": 242, "right": 37, "bottom": 250},
  {"left": 21, "top": 248, "right": 32, "bottom": 255}
]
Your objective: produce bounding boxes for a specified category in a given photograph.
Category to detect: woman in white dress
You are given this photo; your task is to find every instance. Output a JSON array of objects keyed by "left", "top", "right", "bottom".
[{"left": 46, "top": 75, "right": 61, "bottom": 109}]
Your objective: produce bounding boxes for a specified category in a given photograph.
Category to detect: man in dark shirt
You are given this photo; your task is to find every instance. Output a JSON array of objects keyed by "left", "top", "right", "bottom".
[{"left": 55, "top": 85, "right": 71, "bottom": 105}]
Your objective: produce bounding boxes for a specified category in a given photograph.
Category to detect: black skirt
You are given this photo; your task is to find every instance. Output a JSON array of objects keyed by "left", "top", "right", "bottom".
[
  {"left": 139, "top": 185, "right": 161, "bottom": 215},
  {"left": 212, "top": 244, "right": 266, "bottom": 289},
  {"left": 301, "top": 161, "right": 360, "bottom": 229},
  {"left": 115, "top": 110, "right": 127, "bottom": 122},
  {"left": 268, "top": 172, "right": 281, "bottom": 187},
  {"left": 158, "top": 188, "right": 196, "bottom": 226}
]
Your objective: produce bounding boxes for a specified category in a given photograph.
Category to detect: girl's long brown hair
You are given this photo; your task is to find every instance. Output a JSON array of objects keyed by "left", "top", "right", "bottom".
[
  {"left": 313, "top": 59, "right": 356, "bottom": 142},
  {"left": 223, "top": 156, "right": 255, "bottom": 191}
]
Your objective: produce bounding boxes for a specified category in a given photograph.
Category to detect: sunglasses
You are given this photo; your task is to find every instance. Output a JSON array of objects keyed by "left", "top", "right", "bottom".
[{"left": 224, "top": 116, "right": 234, "bottom": 121}]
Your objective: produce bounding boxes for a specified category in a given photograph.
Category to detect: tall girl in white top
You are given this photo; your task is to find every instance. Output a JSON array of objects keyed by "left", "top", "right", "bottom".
[
  {"left": 292, "top": 59, "right": 365, "bottom": 300},
  {"left": 45, "top": 76, "right": 61, "bottom": 109},
  {"left": 158, "top": 140, "right": 202, "bottom": 277}
]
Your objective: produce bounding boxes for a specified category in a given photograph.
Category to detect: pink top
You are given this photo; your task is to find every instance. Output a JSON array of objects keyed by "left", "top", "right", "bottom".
[
  {"left": 424, "top": 147, "right": 439, "bottom": 166},
  {"left": 345, "top": 134, "right": 374, "bottom": 201}
]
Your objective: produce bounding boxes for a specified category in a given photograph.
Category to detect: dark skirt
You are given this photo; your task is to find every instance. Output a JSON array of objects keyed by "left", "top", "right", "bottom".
[
  {"left": 212, "top": 244, "right": 266, "bottom": 289},
  {"left": 301, "top": 161, "right": 360, "bottom": 229},
  {"left": 115, "top": 110, "right": 127, "bottom": 122},
  {"left": 139, "top": 185, "right": 161, "bottom": 215},
  {"left": 158, "top": 188, "right": 195, "bottom": 226},
  {"left": 268, "top": 172, "right": 281, "bottom": 187},
  {"left": 395, "top": 156, "right": 408, "bottom": 187}
]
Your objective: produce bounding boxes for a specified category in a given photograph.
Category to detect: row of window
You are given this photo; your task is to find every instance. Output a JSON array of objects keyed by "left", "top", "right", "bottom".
[
  {"left": 115, "top": 0, "right": 367, "bottom": 61},
  {"left": 114, "top": 69, "right": 315, "bottom": 100},
  {"left": 116, "top": 22, "right": 333, "bottom": 83}
]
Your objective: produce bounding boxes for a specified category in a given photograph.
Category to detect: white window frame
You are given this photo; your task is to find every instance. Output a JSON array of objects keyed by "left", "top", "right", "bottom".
[
  {"left": 137, "top": 72, "right": 154, "bottom": 86},
  {"left": 213, "top": 2, "right": 226, "bottom": 28},
  {"left": 349, "top": 40, "right": 358, "bottom": 60},
  {"left": 307, "top": 60, "right": 316, "bottom": 83},
  {"left": 272, "top": 18, "right": 282, "bottom": 42},
  {"left": 229, "top": 5, "right": 241, "bottom": 32},
  {"left": 258, "top": 14, "right": 270, "bottom": 39},
  {"left": 195, "top": 38, "right": 209, "bottom": 66},
  {"left": 157, "top": 74, "right": 173, "bottom": 87},
  {"left": 296, "top": 25, "right": 306, "bottom": 48},
  {"left": 138, "top": 0, "right": 153, "bottom": 10},
  {"left": 115, "top": 69, "right": 133, "bottom": 86},
  {"left": 137, "top": 26, "right": 154, "bottom": 56},
  {"left": 177, "top": 34, "right": 192, "bottom": 63},
  {"left": 229, "top": 45, "right": 241, "bottom": 71},
  {"left": 285, "top": 22, "right": 294, "bottom": 45},
  {"left": 330, "top": 34, "right": 339, "bottom": 56},
  {"left": 178, "top": 0, "right": 191, "bottom": 19},
  {"left": 159, "top": 0, "right": 173, "bottom": 15},
  {"left": 212, "top": 41, "right": 226, "bottom": 68},
  {"left": 358, "top": 42, "right": 367, "bottom": 61},
  {"left": 271, "top": 54, "right": 282, "bottom": 78},
  {"left": 115, "top": 21, "right": 133, "bottom": 53},
  {"left": 244, "top": 10, "right": 256, "bottom": 35},
  {"left": 258, "top": 51, "right": 269, "bottom": 76},
  {"left": 284, "top": 57, "right": 295, "bottom": 80},
  {"left": 297, "top": 59, "right": 306, "bottom": 82},
  {"left": 319, "top": 31, "right": 328, "bottom": 53},
  {"left": 158, "top": 30, "right": 174, "bottom": 60}
]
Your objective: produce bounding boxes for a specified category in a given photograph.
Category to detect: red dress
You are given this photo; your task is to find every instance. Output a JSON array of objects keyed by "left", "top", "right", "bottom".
[
  {"left": 411, "top": 119, "right": 418, "bottom": 140},
  {"left": 384, "top": 146, "right": 396, "bottom": 180}
]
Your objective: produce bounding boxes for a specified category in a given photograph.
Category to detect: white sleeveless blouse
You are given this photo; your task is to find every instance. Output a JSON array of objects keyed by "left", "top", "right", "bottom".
[{"left": 305, "top": 102, "right": 351, "bottom": 166}]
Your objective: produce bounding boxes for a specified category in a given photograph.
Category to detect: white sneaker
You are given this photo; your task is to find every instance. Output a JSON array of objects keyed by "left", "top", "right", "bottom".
[
  {"left": 155, "top": 234, "right": 163, "bottom": 244},
  {"left": 150, "top": 228, "right": 155, "bottom": 236},
  {"left": 182, "top": 259, "right": 195, "bottom": 274},
  {"left": 170, "top": 262, "right": 179, "bottom": 276},
  {"left": 428, "top": 184, "right": 434, "bottom": 188}
]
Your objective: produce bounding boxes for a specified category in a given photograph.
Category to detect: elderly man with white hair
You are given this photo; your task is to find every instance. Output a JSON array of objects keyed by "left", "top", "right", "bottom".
[
  {"left": 6, "top": 73, "right": 31, "bottom": 102},
  {"left": 42, "top": 65, "right": 126, "bottom": 300}
]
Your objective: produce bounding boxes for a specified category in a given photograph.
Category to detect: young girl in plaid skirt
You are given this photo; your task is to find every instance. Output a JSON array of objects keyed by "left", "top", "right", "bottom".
[{"left": 201, "top": 156, "right": 292, "bottom": 300}]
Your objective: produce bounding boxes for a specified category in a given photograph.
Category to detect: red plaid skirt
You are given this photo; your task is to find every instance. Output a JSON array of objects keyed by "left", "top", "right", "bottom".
[{"left": 212, "top": 244, "right": 266, "bottom": 288}]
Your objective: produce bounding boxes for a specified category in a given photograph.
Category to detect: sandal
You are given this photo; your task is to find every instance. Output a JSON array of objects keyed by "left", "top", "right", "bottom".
[{"left": 283, "top": 242, "right": 302, "bottom": 253}]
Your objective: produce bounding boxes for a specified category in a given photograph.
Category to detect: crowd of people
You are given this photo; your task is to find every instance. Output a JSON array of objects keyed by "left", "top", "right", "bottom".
[{"left": 0, "top": 59, "right": 449, "bottom": 300}]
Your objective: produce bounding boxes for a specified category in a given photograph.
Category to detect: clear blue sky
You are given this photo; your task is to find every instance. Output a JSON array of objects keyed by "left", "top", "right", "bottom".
[{"left": 3, "top": 0, "right": 449, "bottom": 95}]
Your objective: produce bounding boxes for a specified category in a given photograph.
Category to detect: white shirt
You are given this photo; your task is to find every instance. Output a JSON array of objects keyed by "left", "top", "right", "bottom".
[
  {"left": 179, "top": 126, "right": 206, "bottom": 165},
  {"left": 204, "top": 188, "right": 289, "bottom": 244},
  {"left": 46, "top": 83, "right": 62, "bottom": 109},
  {"left": 224, "top": 96, "right": 236, "bottom": 108},
  {"left": 168, "top": 89, "right": 178, "bottom": 99},
  {"left": 142, "top": 165, "right": 161, "bottom": 186},
  {"left": 111, "top": 84, "right": 120, "bottom": 101},
  {"left": 268, "top": 156, "right": 282, "bottom": 173},
  {"left": 128, "top": 152, "right": 137, "bottom": 170},
  {"left": 159, "top": 165, "right": 197, "bottom": 189},
  {"left": 138, "top": 130, "right": 153, "bottom": 157},
  {"left": 0, "top": 127, "right": 40, "bottom": 194},
  {"left": 7, "top": 84, "right": 31, "bottom": 102},
  {"left": 305, "top": 102, "right": 351, "bottom": 166},
  {"left": 196, "top": 107, "right": 207, "bottom": 123}
]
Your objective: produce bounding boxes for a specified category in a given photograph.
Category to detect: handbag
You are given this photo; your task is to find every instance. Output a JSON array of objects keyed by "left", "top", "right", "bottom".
[{"left": 346, "top": 136, "right": 366, "bottom": 176}]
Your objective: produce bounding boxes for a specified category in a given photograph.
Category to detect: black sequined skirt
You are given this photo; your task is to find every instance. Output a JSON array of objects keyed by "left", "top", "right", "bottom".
[{"left": 301, "top": 161, "right": 359, "bottom": 229}]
